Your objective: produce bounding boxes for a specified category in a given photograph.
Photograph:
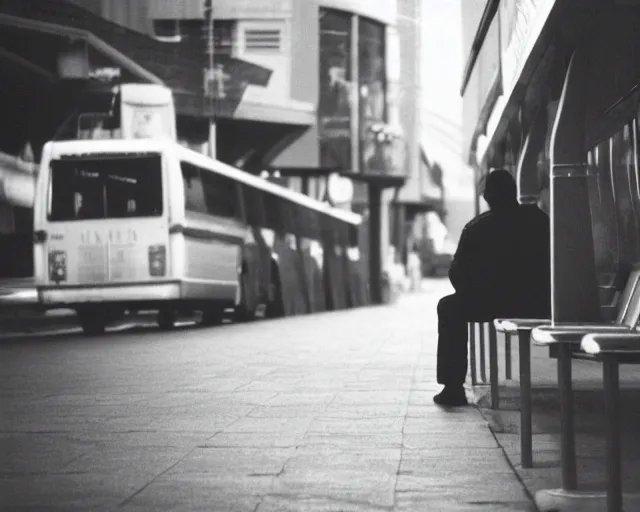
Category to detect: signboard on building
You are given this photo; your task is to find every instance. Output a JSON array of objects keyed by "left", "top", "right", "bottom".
[
  {"left": 202, "top": 55, "right": 273, "bottom": 115},
  {"left": 500, "top": 0, "right": 557, "bottom": 96}
]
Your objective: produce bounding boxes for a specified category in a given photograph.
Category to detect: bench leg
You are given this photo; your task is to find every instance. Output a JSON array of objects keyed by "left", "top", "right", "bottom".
[
  {"left": 518, "top": 330, "right": 533, "bottom": 468},
  {"left": 558, "top": 344, "right": 577, "bottom": 490},
  {"left": 479, "top": 323, "right": 487, "bottom": 383},
  {"left": 603, "top": 356, "right": 622, "bottom": 512},
  {"left": 489, "top": 323, "right": 499, "bottom": 409},
  {"left": 469, "top": 323, "right": 477, "bottom": 386},
  {"left": 505, "top": 332, "right": 512, "bottom": 380}
]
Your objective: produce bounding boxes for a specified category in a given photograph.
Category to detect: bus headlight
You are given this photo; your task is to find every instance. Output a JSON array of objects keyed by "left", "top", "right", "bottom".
[
  {"left": 148, "top": 244, "right": 166, "bottom": 277},
  {"left": 48, "top": 250, "right": 67, "bottom": 283}
]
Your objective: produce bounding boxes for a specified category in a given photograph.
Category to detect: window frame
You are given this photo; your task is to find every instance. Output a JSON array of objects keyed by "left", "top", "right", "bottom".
[
  {"left": 47, "top": 154, "right": 164, "bottom": 222},
  {"left": 180, "top": 161, "right": 243, "bottom": 221}
]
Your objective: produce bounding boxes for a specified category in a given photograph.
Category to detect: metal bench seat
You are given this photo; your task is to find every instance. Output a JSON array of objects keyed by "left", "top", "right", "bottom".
[
  {"left": 578, "top": 332, "right": 640, "bottom": 512},
  {"left": 489, "top": 264, "right": 640, "bottom": 477},
  {"left": 524, "top": 265, "right": 640, "bottom": 512},
  {"left": 493, "top": 317, "right": 550, "bottom": 468}
]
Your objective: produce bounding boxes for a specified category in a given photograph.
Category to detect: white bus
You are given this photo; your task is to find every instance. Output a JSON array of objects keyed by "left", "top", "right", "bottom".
[{"left": 33, "top": 138, "right": 365, "bottom": 334}]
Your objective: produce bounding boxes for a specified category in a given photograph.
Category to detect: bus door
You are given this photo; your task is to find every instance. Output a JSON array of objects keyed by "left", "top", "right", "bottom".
[{"left": 40, "top": 154, "right": 169, "bottom": 289}]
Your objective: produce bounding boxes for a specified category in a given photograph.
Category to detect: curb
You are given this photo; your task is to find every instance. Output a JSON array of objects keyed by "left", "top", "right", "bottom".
[
  {"left": 0, "top": 313, "right": 78, "bottom": 334},
  {"left": 0, "top": 321, "right": 142, "bottom": 339}
]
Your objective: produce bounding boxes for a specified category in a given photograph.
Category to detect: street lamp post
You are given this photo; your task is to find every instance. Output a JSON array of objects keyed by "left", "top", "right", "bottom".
[{"left": 204, "top": 0, "right": 216, "bottom": 159}]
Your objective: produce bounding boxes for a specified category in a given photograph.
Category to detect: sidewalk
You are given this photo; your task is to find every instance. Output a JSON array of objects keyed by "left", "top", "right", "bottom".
[
  {"left": 471, "top": 330, "right": 640, "bottom": 511},
  {"left": 0, "top": 279, "right": 537, "bottom": 511}
]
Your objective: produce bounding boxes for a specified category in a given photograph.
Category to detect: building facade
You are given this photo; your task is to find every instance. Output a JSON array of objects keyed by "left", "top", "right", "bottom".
[{"left": 386, "top": 0, "right": 448, "bottom": 267}]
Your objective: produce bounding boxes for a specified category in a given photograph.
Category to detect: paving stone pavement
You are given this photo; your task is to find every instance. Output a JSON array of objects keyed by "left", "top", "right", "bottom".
[{"left": 0, "top": 279, "right": 537, "bottom": 511}]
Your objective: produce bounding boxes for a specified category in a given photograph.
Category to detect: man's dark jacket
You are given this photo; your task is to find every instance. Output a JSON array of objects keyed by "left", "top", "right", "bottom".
[{"left": 448, "top": 204, "right": 550, "bottom": 318}]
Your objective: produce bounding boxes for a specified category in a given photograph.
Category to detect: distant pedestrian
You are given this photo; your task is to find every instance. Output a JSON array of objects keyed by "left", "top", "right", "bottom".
[
  {"left": 407, "top": 243, "right": 422, "bottom": 291},
  {"left": 434, "top": 169, "right": 550, "bottom": 406}
]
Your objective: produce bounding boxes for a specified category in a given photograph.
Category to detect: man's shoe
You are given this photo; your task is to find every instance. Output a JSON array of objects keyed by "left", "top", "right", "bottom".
[{"left": 433, "top": 387, "right": 468, "bottom": 406}]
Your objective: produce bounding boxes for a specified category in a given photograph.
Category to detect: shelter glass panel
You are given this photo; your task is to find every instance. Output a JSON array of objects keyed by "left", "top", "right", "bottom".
[
  {"left": 586, "top": 141, "right": 619, "bottom": 290},
  {"left": 611, "top": 123, "right": 640, "bottom": 277}
]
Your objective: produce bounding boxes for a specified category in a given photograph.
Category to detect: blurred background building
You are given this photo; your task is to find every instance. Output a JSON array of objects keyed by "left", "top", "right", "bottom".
[
  {"left": 0, "top": 0, "right": 473, "bottom": 289},
  {"left": 421, "top": 0, "right": 475, "bottom": 264}
]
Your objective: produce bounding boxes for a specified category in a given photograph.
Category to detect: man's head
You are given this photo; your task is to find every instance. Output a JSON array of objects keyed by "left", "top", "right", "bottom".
[{"left": 482, "top": 169, "right": 518, "bottom": 210}]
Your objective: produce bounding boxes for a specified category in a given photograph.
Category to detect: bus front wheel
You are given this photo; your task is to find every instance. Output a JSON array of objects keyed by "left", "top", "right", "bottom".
[
  {"left": 266, "top": 268, "right": 285, "bottom": 319},
  {"left": 234, "top": 278, "right": 256, "bottom": 323},
  {"left": 201, "top": 305, "right": 224, "bottom": 327}
]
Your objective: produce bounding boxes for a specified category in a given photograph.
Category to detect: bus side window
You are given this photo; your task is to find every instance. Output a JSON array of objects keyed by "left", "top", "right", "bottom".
[
  {"left": 180, "top": 162, "right": 207, "bottom": 214},
  {"left": 201, "top": 171, "right": 239, "bottom": 219}
]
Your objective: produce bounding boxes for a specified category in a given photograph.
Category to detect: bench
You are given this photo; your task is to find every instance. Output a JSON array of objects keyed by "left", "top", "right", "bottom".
[
  {"left": 487, "top": 265, "right": 640, "bottom": 471},
  {"left": 468, "top": 321, "right": 516, "bottom": 409},
  {"left": 580, "top": 332, "right": 640, "bottom": 512},
  {"left": 529, "top": 264, "right": 640, "bottom": 511},
  {"left": 492, "top": 317, "right": 550, "bottom": 468}
]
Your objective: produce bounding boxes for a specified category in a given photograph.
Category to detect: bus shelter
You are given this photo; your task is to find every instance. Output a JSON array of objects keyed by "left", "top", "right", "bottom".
[{"left": 464, "top": 1, "right": 640, "bottom": 510}]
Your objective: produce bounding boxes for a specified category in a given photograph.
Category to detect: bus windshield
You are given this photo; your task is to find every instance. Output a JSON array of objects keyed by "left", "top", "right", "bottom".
[{"left": 48, "top": 154, "right": 163, "bottom": 221}]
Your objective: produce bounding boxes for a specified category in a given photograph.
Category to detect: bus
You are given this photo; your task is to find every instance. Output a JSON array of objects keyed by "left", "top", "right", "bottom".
[{"left": 33, "top": 138, "right": 365, "bottom": 334}]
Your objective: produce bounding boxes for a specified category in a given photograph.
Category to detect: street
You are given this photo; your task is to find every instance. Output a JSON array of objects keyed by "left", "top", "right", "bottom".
[{"left": 0, "top": 280, "right": 535, "bottom": 512}]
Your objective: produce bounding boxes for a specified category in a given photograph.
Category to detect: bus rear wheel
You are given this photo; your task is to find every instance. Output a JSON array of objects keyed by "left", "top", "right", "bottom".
[
  {"left": 157, "top": 307, "right": 176, "bottom": 331},
  {"left": 77, "top": 309, "right": 106, "bottom": 336}
]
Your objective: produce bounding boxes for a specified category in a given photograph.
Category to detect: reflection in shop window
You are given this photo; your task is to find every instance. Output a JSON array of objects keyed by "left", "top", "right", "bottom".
[
  {"left": 359, "top": 18, "right": 386, "bottom": 174},
  {"left": 319, "top": 8, "right": 352, "bottom": 170}
]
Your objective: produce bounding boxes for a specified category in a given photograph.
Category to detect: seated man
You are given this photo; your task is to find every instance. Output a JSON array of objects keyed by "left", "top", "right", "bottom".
[{"left": 434, "top": 169, "right": 550, "bottom": 406}]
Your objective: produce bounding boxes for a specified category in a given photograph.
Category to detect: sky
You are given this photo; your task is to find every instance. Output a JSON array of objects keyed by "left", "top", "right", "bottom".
[{"left": 420, "top": 0, "right": 474, "bottom": 203}]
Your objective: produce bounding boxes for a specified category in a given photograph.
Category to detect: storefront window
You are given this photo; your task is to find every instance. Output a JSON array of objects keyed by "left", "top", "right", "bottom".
[
  {"left": 319, "top": 8, "right": 352, "bottom": 170},
  {"left": 359, "top": 18, "right": 386, "bottom": 173}
]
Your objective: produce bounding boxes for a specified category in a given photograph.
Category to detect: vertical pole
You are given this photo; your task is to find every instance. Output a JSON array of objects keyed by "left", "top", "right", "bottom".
[
  {"left": 350, "top": 14, "right": 360, "bottom": 173},
  {"left": 209, "top": 122, "right": 217, "bottom": 159},
  {"left": 205, "top": 0, "right": 217, "bottom": 160},
  {"left": 519, "top": 330, "right": 533, "bottom": 468},
  {"left": 368, "top": 185, "right": 382, "bottom": 304},
  {"left": 469, "top": 323, "right": 477, "bottom": 386},
  {"left": 603, "top": 357, "right": 622, "bottom": 512},
  {"left": 479, "top": 323, "right": 487, "bottom": 383},
  {"left": 505, "top": 332, "right": 512, "bottom": 380},
  {"left": 558, "top": 344, "right": 577, "bottom": 490},
  {"left": 489, "top": 323, "right": 499, "bottom": 409},
  {"left": 474, "top": 166, "right": 481, "bottom": 217},
  {"left": 550, "top": 52, "right": 600, "bottom": 324}
]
